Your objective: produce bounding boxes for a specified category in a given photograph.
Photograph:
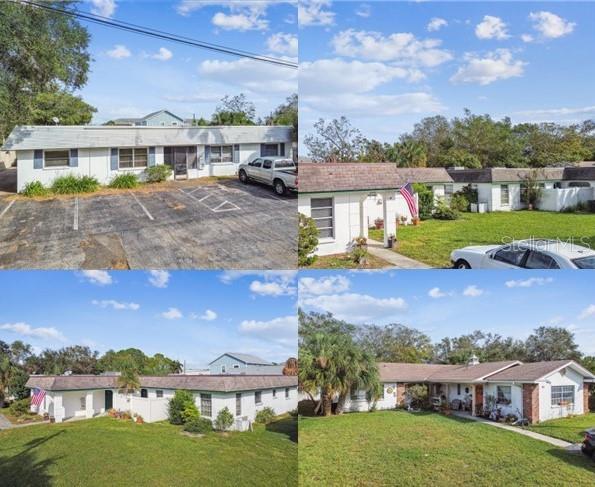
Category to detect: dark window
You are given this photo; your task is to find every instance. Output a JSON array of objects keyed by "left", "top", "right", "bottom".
[
  {"left": 140, "top": 389, "right": 148, "bottom": 398},
  {"left": 496, "top": 386, "right": 511, "bottom": 405},
  {"left": 44, "top": 150, "right": 70, "bottom": 168},
  {"left": 493, "top": 246, "right": 527, "bottom": 267},
  {"left": 272, "top": 389, "right": 277, "bottom": 398},
  {"left": 524, "top": 251, "right": 560, "bottom": 269},
  {"left": 261, "top": 143, "right": 279, "bottom": 157},
  {"left": 311, "top": 197, "right": 334, "bottom": 239},
  {"left": 164, "top": 147, "right": 173, "bottom": 166},
  {"left": 457, "top": 384, "right": 461, "bottom": 395},
  {"left": 119, "top": 148, "right": 147, "bottom": 168},
  {"left": 573, "top": 256, "right": 595, "bottom": 269},
  {"left": 350, "top": 389, "right": 359, "bottom": 400},
  {"left": 285, "top": 388, "right": 290, "bottom": 399},
  {"left": 263, "top": 159, "right": 273, "bottom": 169},
  {"left": 156, "top": 390, "right": 163, "bottom": 398},
  {"left": 250, "top": 158, "right": 263, "bottom": 168},
  {"left": 255, "top": 391, "right": 262, "bottom": 405},
  {"left": 568, "top": 181, "right": 590, "bottom": 188},
  {"left": 210, "top": 145, "right": 233, "bottom": 163},
  {"left": 201, "top": 393, "right": 212, "bottom": 417},
  {"left": 236, "top": 393, "right": 242, "bottom": 416},
  {"left": 379, "top": 385, "right": 384, "bottom": 399}
]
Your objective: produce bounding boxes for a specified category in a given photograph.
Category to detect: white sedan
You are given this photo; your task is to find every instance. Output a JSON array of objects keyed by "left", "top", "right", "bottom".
[{"left": 450, "top": 239, "right": 595, "bottom": 269}]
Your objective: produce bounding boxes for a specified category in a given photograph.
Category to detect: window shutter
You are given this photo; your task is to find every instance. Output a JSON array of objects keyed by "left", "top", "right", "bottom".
[
  {"left": 69, "top": 148, "right": 78, "bottom": 167},
  {"left": 110, "top": 148, "right": 118, "bottom": 170},
  {"left": 148, "top": 147, "right": 155, "bottom": 167},
  {"left": 233, "top": 144, "right": 240, "bottom": 163},
  {"left": 279, "top": 143, "right": 285, "bottom": 157},
  {"left": 260, "top": 143, "right": 266, "bottom": 156},
  {"left": 34, "top": 150, "right": 43, "bottom": 169},
  {"left": 204, "top": 145, "right": 211, "bottom": 163}
]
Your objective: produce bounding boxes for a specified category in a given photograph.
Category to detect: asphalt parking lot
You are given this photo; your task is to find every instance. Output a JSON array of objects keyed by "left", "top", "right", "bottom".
[{"left": 0, "top": 180, "right": 296, "bottom": 269}]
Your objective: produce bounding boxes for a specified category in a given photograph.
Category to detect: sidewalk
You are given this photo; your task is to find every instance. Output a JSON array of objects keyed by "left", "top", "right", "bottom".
[
  {"left": 0, "top": 413, "right": 12, "bottom": 430},
  {"left": 367, "top": 239, "right": 431, "bottom": 269}
]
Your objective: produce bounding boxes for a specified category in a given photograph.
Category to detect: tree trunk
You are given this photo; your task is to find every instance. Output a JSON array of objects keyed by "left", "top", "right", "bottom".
[
  {"left": 321, "top": 388, "right": 332, "bottom": 416},
  {"left": 335, "top": 392, "right": 347, "bottom": 415}
]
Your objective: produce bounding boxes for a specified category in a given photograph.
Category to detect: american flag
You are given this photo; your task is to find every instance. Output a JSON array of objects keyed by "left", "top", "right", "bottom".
[
  {"left": 400, "top": 183, "right": 418, "bottom": 218},
  {"left": 31, "top": 388, "right": 46, "bottom": 407}
]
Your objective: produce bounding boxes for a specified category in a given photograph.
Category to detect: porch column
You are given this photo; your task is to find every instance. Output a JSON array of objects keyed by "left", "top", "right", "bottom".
[
  {"left": 382, "top": 191, "right": 397, "bottom": 248},
  {"left": 471, "top": 386, "right": 476, "bottom": 416},
  {"left": 359, "top": 196, "right": 368, "bottom": 239},
  {"left": 85, "top": 391, "right": 94, "bottom": 419},
  {"left": 53, "top": 393, "right": 65, "bottom": 423}
]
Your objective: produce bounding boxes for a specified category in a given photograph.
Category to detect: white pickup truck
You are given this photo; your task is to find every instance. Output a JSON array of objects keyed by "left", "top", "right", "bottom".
[{"left": 238, "top": 157, "right": 298, "bottom": 195}]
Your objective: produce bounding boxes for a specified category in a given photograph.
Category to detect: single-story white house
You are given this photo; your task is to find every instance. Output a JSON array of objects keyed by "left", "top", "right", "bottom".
[
  {"left": 2, "top": 125, "right": 293, "bottom": 192},
  {"left": 346, "top": 357, "right": 594, "bottom": 424},
  {"left": 208, "top": 352, "right": 284, "bottom": 375},
  {"left": 26, "top": 373, "right": 297, "bottom": 431}
]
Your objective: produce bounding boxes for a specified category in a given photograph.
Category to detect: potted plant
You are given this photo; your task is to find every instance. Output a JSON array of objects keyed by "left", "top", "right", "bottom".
[
  {"left": 374, "top": 218, "right": 384, "bottom": 229},
  {"left": 412, "top": 216, "right": 420, "bottom": 226}
]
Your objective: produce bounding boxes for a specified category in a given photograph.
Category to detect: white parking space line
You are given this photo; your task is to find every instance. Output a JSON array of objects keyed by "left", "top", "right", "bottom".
[
  {"left": 198, "top": 193, "right": 213, "bottom": 202},
  {"left": 73, "top": 198, "right": 79, "bottom": 230},
  {"left": 129, "top": 191, "right": 154, "bottom": 221},
  {"left": 187, "top": 187, "right": 203, "bottom": 195},
  {"left": 212, "top": 200, "right": 241, "bottom": 212},
  {"left": 0, "top": 200, "right": 15, "bottom": 219},
  {"left": 178, "top": 188, "right": 241, "bottom": 213}
]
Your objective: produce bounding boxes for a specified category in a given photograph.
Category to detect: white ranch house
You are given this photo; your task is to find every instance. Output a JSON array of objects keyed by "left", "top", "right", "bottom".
[
  {"left": 346, "top": 358, "right": 594, "bottom": 424},
  {"left": 298, "top": 163, "right": 595, "bottom": 256},
  {"left": 3, "top": 125, "right": 293, "bottom": 192},
  {"left": 26, "top": 374, "right": 297, "bottom": 431}
]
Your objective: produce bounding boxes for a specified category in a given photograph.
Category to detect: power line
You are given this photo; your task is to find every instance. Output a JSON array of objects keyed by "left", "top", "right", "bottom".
[{"left": 17, "top": 0, "right": 297, "bottom": 69}]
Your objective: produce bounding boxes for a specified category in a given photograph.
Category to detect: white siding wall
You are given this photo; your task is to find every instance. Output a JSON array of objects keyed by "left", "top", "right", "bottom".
[
  {"left": 483, "top": 383, "right": 524, "bottom": 417},
  {"left": 344, "top": 383, "right": 397, "bottom": 412},
  {"left": 538, "top": 187, "right": 594, "bottom": 212},
  {"left": 538, "top": 368, "right": 585, "bottom": 422}
]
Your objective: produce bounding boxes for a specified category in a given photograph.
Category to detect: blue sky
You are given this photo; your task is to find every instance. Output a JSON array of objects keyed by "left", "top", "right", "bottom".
[
  {"left": 0, "top": 270, "right": 297, "bottom": 367},
  {"left": 77, "top": 1, "right": 297, "bottom": 123},
  {"left": 298, "top": 270, "right": 595, "bottom": 355},
  {"left": 299, "top": 1, "right": 595, "bottom": 151}
]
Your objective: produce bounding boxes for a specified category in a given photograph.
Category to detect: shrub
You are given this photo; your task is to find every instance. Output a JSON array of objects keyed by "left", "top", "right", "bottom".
[
  {"left": 52, "top": 175, "right": 99, "bottom": 194},
  {"left": 405, "top": 384, "right": 429, "bottom": 409},
  {"left": 21, "top": 181, "right": 50, "bottom": 197},
  {"left": 184, "top": 417, "right": 213, "bottom": 434},
  {"left": 144, "top": 165, "right": 172, "bottom": 183},
  {"left": 433, "top": 200, "right": 459, "bottom": 220},
  {"left": 449, "top": 193, "right": 469, "bottom": 213},
  {"left": 298, "top": 213, "right": 318, "bottom": 266},
  {"left": 9, "top": 398, "right": 30, "bottom": 417},
  {"left": 168, "top": 389, "right": 196, "bottom": 425},
  {"left": 181, "top": 403, "right": 200, "bottom": 423},
  {"left": 350, "top": 237, "right": 368, "bottom": 265},
  {"left": 214, "top": 406, "right": 234, "bottom": 431},
  {"left": 254, "top": 407, "right": 276, "bottom": 425},
  {"left": 109, "top": 173, "right": 139, "bottom": 189},
  {"left": 412, "top": 183, "right": 434, "bottom": 220},
  {"left": 456, "top": 184, "right": 478, "bottom": 205}
]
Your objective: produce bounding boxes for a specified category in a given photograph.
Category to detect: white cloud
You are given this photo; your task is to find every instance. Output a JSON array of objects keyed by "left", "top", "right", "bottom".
[
  {"left": 219, "top": 270, "right": 297, "bottom": 284},
  {"left": 151, "top": 47, "right": 173, "bottom": 61},
  {"left": 521, "top": 34, "right": 534, "bottom": 43},
  {"left": 199, "top": 57, "right": 297, "bottom": 94},
  {"left": 355, "top": 3, "right": 371, "bottom": 18},
  {"left": 331, "top": 29, "right": 453, "bottom": 67},
  {"left": 302, "top": 293, "right": 407, "bottom": 323},
  {"left": 267, "top": 33, "right": 298, "bottom": 57},
  {"left": 450, "top": 49, "right": 525, "bottom": 85},
  {"left": 88, "top": 0, "right": 116, "bottom": 18},
  {"left": 148, "top": 270, "right": 170, "bottom": 288},
  {"left": 427, "top": 17, "right": 447, "bottom": 32},
  {"left": 0, "top": 322, "right": 66, "bottom": 341},
  {"left": 239, "top": 315, "right": 298, "bottom": 345},
  {"left": 505, "top": 277, "right": 554, "bottom": 288},
  {"left": 197, "top": 309, "right": 217, "bottom": 321},
  {"left": 529, "top": 11, "right": 575, "bottom": 39},
  {"left": 299, "top": 275, "right": 351, "bottom": 296},
  {"left": 161, "top": 307, "right": 183, "bottom": 320},
  {"left": 428, "top": 287, "right": 447, "bottom": 298},
  {"left": 515, "top": 105, "right": 595, "bottom": 120},
  {"left": 463, "top": 285, "right": 484, "bottom": 297},
  {"left": 475, "top": 15, "right": 509, "bottom": 40},
  {"left": 212, "top": 11, "right": 268, "bottom": 31},
  {"left": 579, "top": 305, "right": 595, "bottom": 320},
  {"left": 91, "top": 299, "right": 140, "bottom": 310},
  {"left": 81, "top": 270, "right": 112, "bottom": 286},
  {"left": 106, "top": 44, "right": 131, "bottom": 59},
  {"left": 299, "top": 0, "right": 335, "bottom": 27},
  {"left": 249, "top": 280, "right": 295, "bottom": 297}
]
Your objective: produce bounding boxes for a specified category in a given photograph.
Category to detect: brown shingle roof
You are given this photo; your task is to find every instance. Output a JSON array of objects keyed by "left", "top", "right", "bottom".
[
  {"left": 484, "top": 360, "right": 594, "bottom": 382},
  {"left": 298, "top": 163, "right": 453, "bottom": 193},
  {"left": 428, "top": 361, "right": 521, "bottom": 382},
  {"left": 378, "top": 361, "right": 520, "bottom": 383},
  {"left": 378, "top": 362, "right": 456, "bottom": 382},
  {"left": 25, "top": 374, "right": 297, "bottom": 392}
]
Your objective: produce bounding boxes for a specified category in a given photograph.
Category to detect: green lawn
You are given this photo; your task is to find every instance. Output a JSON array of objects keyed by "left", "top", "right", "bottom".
[
  {"left": 369, "top": 211, "right": 595, "bottom": 267},
  {"left": 526, "top": 413, "right": 595, "bottom": 444},
  {"left": 0, "top": 416, "right": 297, "bottom": 486},
  {"left": 305, "top": 252, "right": 391, "bottom": 269},
  {"left": 299, "top": 411, "right": 595, "bottom": 486}
]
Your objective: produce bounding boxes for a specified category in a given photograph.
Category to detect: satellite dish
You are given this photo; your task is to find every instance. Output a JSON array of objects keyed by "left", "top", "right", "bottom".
[{"left": 52, "top": 117, "right": 60, "bottom": 125}]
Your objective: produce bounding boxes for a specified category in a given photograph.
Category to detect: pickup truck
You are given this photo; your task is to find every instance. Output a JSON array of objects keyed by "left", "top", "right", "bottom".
[{"left": 238, "top": 157, "right": 298, "bottom": 195}]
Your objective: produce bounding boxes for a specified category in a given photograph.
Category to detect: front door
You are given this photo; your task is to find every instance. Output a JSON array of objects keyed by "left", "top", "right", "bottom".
[
  {"left": 174, "top": 147, "right": 188, "bottom": 179},
  {"left": 105, "top": 390, "right": 113, "bottom": 410}
]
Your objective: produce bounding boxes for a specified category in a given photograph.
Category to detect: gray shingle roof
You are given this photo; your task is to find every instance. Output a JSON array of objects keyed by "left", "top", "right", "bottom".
[
  {"left": 215, "top": 352, "right": 272, "bottom": 365},
  {"left": 379, "top": 361, "right": 521, "bottom": 383},
  {"left": 26, "top": 374, "right": 297, "bottom": 392},
  {"left": 446, "top": 167, "right": 595, "bottom": 183},
  {"left": 484, "top": 360, "right": 594, "bottom": 382},
  {"left": 3, "top": 125, "right": 292, "bottom": 151}
]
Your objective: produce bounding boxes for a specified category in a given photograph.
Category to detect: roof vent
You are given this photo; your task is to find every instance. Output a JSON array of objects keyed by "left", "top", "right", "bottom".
[{"left": 468, "top": 354, "right": 480, "bottom": 366}]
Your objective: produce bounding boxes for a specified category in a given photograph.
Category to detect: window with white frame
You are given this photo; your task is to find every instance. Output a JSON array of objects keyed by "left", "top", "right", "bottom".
[
  {"left": 210, "top": 145, "right": 233, "bottom": 163},
  {"left": 551, "top": 385, "right": 574, "bottom": 406},
  {"left": 261, "top": 143, "right": 280, "bottom": 157},
  {"left": 44, "top": 150, "right": 70, "bottom": 168},
  {"left": 496, "top": 385, "right": 512, "bottom": 405},
  {"left": 311, "top": 197, "right": 334, "bottom": 239},
  {"left": 156, "top": 390, "right": 163, "bottom": 398},
  {"left": 255, "top": 391, "right": 262, "bottom": 405},
  {"left": 119, "top": 148, "right": 148, "bottom": 168},
  {"left": 500, "top": 184, "right": 510, "bottom": 205},
  {"left": 80, "top": 396, "right": 86, "bottom": 409},
  {"left": 200, "top": 393, "right": 212, "bottom": 417},
  {"left": 236, "top": 393, "right": 242, "bottom": 416}
]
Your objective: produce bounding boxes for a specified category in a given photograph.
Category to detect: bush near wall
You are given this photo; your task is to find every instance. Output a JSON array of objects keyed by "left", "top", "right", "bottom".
[
  {"left": 109, "top": 173, "right": 139, "bottom": 189},
  {"left": 52, "top": 175, "right": 99, "bottom": 194},
  {"left": 255, "top": 407, "right": 276, "bottom": 425},
  {"left": 145, "top": 165, "right": 172, "bottom": 183},
  {"left": 412, "top": 184, "right": 434, "bottom": 220}
]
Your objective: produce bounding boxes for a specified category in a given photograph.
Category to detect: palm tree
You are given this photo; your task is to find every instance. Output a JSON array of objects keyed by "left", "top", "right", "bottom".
[
  {"left": 396, "top": 139, "right": 427, "bottom": 167},
  {"left": 117, "top": 366, "right": 140, "bottom": 407},
  {"left": 282, "top": 357, "right": 298, "bottom": 376},
  {"left": 335, "top": 345, "right": 380, "bottom": 415}
]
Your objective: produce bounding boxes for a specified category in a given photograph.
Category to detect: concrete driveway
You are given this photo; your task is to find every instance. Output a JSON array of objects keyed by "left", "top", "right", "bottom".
[{"left": 0, "top": 180, "right": 296, "bottom": 269}]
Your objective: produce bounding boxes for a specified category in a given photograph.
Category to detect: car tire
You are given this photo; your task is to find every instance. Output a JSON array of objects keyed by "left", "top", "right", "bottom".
[
  {"left": 454, "top": 259, "right": 472, "bottom": 269},
  {"left": 273, "top": 179, "right": 286, "bottom": 196},
  {"left": 239, "top": 170, "right": 249, "bottom": 184}
]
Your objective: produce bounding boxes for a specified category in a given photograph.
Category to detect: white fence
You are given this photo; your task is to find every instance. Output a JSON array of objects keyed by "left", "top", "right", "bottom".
[
  {"left": 538, "top": 187, "right": 594, "bottom": 212},
  {"left": 129, "top": 397, "right": 169, "bottom": 423}
]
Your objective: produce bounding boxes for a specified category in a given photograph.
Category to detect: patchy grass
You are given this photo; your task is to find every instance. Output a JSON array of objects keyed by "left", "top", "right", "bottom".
[
  {"left": 299, "top": 410, "right": 595, "bottom": 486},
  {"left": 304, "top": 252, "right": 391, "bottom": 269},
  {"left": 369, "top": 211, "right": 595, "bottom": 267},
  {"left": 526, "top": 413, "right": 595, "bottom": 444},
  {"left": 0, "top": 416, "right": 297, "bottom": 486}
]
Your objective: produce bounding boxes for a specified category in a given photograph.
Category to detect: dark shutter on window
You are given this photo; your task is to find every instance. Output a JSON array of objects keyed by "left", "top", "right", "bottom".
[
  {"left": 260, "top": 143, "right": 266, "bottom": 156},
  {"left": 204, "top": 145, "right": 211, "bottom": 163},
  {"left": 110, "top": 148, "right": 118, "bottom": 170},
  {"left": 148, "top": 147, "right": 155, "bottom": 167},
  {"left": 69, "top": 148, "right": 78, "bottom": 167},
  {"left": 34, "top": 150, "right": 43, "bottom": 169},
  {"left": 279, "top": 143, "right": 285, "bottom": 157},
  {"left": 233, "top": 144, "right": 240, "bottom": 163}
]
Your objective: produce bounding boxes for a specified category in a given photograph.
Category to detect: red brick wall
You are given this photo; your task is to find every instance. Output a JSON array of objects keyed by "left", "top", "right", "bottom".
[
  {"left": 396, "top": 383, "right": 406, "bottom": 407},
  {"left": 585, "top": 382, "right": 592, "bottom": 413},
  {"left": 523, "top": 384, "right": 540, "bottom": 424}
]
